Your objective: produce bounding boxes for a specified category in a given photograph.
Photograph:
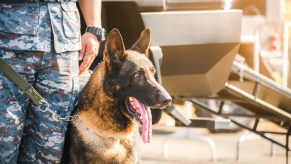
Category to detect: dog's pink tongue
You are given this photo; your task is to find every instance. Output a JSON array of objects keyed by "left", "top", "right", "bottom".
[{"left": 132, "top": 98, "right": 152, "bottom": 143}]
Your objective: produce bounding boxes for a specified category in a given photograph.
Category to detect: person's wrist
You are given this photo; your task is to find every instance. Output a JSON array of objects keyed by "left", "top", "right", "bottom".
[{"left": 84, "top": 32, "right": 99, "bottom": 42}]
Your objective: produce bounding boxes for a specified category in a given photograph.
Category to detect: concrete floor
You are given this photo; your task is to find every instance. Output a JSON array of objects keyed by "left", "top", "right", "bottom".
[{"left": 140, "top": 126, "right": 288, "bottom": 164}]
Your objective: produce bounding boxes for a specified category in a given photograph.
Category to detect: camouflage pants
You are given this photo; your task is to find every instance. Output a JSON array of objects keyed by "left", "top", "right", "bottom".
[{"left": 0, "top": 48, "right": 79, "bottom": 163}]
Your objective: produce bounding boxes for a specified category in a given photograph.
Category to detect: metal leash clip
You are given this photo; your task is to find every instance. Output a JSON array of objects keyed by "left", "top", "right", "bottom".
[
  {"left": 58, "top": 115, "right": 80, "bottom": 123},
  {"left": 38, "top": 101, "right": 50, "bottom": 113},
  {"left": 38, "top": 101, "right": 61, "bottom": 122},
  {"left": 38, "top": 101, "right": 80, "bottom": 123}
]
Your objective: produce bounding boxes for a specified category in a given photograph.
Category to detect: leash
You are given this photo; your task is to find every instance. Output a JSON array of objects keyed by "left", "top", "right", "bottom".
[
  {"left": 0, "top": 58, "right": 77, "bottom": 122},
  {"left": 0, "top": 58, "right": 115, "bottom": 139}
]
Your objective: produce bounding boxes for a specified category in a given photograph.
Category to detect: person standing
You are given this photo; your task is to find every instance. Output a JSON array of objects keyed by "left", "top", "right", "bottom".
[{"left": 0, "top": 0, "right": 105, "bottom": 163}]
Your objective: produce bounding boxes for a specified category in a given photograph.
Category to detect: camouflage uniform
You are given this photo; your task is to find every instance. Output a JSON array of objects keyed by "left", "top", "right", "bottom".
[{"left": 0, "top": 1, "right": 80, "bottom": 163}]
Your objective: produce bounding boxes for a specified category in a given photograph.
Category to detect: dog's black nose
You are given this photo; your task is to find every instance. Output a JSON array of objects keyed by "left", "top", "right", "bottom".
[{"left": 160, "top": 94, "right": 172, "bottom": 106}]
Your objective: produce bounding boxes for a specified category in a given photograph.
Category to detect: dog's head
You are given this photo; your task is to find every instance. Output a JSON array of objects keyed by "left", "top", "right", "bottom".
[
  {"left": 103, "top": 28, "right": 172, "bottom": 143},
  {"left": 103, "top": 28, "right": 172, "bottom": 107}
]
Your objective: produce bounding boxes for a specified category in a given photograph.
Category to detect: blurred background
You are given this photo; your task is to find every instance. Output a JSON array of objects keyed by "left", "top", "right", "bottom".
[{"left": 87, "top": 0, "right": 291, "bottom": 163}]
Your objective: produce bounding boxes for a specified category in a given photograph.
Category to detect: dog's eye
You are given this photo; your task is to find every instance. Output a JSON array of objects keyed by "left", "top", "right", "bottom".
[
  {"left": 151, "top": 68, "right": 156, "bottom": 74},
  {"left": 134, "top": 72, "right": 144, "bottom": 79},
  {"left": 134, "top": 72, "right": 141, "bottom": 78}
]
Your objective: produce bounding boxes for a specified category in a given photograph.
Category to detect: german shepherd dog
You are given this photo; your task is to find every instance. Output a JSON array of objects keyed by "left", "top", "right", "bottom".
[{"left": 62, "top": 29, "right": 172, "bottom": 164}]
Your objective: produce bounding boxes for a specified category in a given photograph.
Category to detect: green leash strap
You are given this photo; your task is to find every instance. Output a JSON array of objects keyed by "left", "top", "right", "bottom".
[{"left": 0, "top": 58, "right": 44, "bottom": 107}]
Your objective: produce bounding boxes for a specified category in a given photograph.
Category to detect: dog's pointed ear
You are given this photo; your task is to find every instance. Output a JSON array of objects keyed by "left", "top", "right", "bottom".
[
  {"left": 130, "top": 29, "right": 151, "bottom": 56},
  {"left": 104, "top": 28, "right": 126, "bottom": 72},
  {"left": 105, "top": 28, "right": 125, "bottom": 56}
]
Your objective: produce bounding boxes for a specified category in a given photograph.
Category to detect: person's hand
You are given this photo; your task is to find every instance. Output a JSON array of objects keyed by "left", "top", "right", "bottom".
[{"left": 79, "top": 32, "right": 100, "bottom": 75}]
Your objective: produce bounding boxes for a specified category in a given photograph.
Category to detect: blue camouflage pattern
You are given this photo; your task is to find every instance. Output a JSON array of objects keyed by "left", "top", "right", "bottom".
[
  {"left": 0, "top": 1, "right": 81, "bottom": 163},
  {"left": 0, "top": 49, "right": 79, "bottom": 163},
  {"left": 0, "top": 2, "right": 81, "bottom": 53}
]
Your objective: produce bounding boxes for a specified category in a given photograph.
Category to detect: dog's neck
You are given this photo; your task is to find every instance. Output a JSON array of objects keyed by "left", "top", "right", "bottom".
[{"left": 77, "top": 62, "right": 136, "bottom": 140}]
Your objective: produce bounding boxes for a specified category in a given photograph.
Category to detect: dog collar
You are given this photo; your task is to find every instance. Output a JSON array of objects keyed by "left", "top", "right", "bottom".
[{"left": 72, "top": 114, "right": 115, "bottom": 140}]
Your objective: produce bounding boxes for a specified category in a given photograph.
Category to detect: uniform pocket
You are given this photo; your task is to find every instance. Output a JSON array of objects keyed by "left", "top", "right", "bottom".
[
  {"left": 61, "top": 2, "right": 81, "bottom": 38},
  {"left": 0, "top": 3, "right": 40, "bottom": 35}
]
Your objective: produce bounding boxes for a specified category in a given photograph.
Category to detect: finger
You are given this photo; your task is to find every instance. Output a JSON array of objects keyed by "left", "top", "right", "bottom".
[
  {"left": 79, "top": 42, "right": 86, "bottom": 61},
  {"left": 79, "top": 52, "right": 96, "bottom": 75},
  {"left": 79, "top": 42, "right": 93, "bottom": 71},
  {"left": 79, "top": 53, "right": 91, "bottom": 74}
]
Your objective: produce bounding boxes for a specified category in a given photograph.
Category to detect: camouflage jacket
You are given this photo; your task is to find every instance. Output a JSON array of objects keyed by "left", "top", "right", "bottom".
[{"left": 0, "top": 1, "right": 81, "bottom": 53}]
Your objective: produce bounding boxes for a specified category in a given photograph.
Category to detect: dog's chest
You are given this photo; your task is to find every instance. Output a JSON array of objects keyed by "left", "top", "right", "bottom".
[{"left": 75, "top": 123, "right": 138, "bottom": 161}]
